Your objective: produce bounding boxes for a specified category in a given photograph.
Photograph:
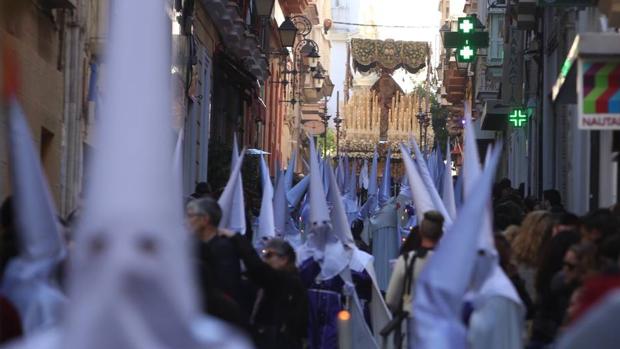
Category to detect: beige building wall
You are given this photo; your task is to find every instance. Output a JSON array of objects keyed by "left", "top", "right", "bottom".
[{"left": 1, "top": 3, "right": 66, "bottom": 206}]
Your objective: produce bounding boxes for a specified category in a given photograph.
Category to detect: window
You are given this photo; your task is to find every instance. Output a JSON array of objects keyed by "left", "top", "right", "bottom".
[
  {"left": 488, "top": 14, "right": 505, "bottom": 65},
  {"left": 40, "top": 127, "right": 54, "bottom": 180}
]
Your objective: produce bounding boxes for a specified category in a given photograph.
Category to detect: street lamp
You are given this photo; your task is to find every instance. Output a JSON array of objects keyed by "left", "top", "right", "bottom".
[
  {"left": 255, "top": 0, "right": 275, "bottom": 17},
  {"left": 322, "top": 75, "right": 335, "bottom": 98},
  {"left": 334, "top": 91, "right": 342, "bottom": 157},
  {"left": 320, "top": 98, "right": 331, "bottom": 157},
  {"left": 423, "top": 115, "right": 431, "bottom": 150},
  {"left": 416, "top": 106, "right": 426, "bottom": 146},
  {"left": 278, "top": 17, "right": 297, "bottom": 47},
  {"left": 313, "top": 70, "right": 325, "bottom": 92}
]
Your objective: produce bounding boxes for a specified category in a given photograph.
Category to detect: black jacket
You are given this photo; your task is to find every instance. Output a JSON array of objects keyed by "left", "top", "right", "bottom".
[
  {"left": 196, "top": 235, "right": 247, "bottom": 329},
  {"left": 231, "top": 234, "right": 308, "bottom": 349}
]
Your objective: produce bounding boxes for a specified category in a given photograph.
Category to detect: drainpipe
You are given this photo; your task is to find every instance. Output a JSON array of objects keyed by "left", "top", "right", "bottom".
[{"left": 60, "top": 5, "right": 84, "bottom": 217}]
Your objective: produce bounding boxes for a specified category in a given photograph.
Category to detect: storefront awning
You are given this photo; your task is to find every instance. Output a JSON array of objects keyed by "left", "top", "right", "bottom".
[
  {"left": 480, "top": 99, "right": 510, "bottom": 130},
  {"left": 552, "top": 33, "right": 620, "bottom": 104}
]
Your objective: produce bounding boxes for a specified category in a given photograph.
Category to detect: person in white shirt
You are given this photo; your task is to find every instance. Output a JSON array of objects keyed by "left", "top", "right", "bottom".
[{"left": 385, "top": 211, "right": 445, "bottom": 348}]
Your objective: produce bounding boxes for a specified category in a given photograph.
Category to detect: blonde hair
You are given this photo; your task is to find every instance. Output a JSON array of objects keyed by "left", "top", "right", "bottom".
[
  {"left": 511, "top": 210, "right": 554, "bottom": 266},
  {"left": 503, "top": 224, "right": 520, "bottom": 243}
]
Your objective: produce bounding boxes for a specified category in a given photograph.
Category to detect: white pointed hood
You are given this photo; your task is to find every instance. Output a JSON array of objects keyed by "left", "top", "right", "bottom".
[
  {"left": 326, "top": 160, "right": 374, "bottom": 271},
  {"left": 299, "top": 136, "right": 348, "bottom": 281},
  {"left": 462, "top": 111, "right": 495, "bottom": 285},
  {"left": 410, "top": 137, "right": 452, "bottom": 226},
  {"left": 345, "top": 161, "right": 358, "bottom": 201},
  {"left": 427, "top": 147, "right": 444, "bottom": 192},
  {"left": 2, "top": 94, "right": 67, "bottom": 333},
  {"left": 343, "top": 161, "right": 359, "bottom": 225},
  {"left": 359, "top": 159, "right": 369, "bottom": 190},
  {"left": 308, "top": 136, "right": 330, "bottom": 229},
  {"left": 218, "top": 148, "right": 247, "bottom": 234},
  {"left": 469, "top": 144, "right": 522, "bottom": 307},
  {"left": 399, "top": 144, "right": 435, "bottom": 224},
  {"left": 63, "top": 2, "right": 252, "bottom": 347},
  {"left": 398, "top": 174, "right": 412, "bottom": 199},
  {"left": 273, "top": 170, "right": 287, "bottom": 238},
  {"left": 256, "top": 154, "right": 275, "bottom": 245},
  {"left": 378, "top": 148, "right": 392, "bottom": 207},
  {"left": 286, "top": 175, "right": 310, "bottom": 209},
  {"left": 326, "top": 162, "right": 355, "bottom": 249},
  {"left": 442, "top": 139, "right": 457, "bottom": 220},
  {"left": 344, "top": 156, "right": 351, "bottom": 187},
  {"left": 172, "top": 127, "right": 184, "bottom": 206},
  {"left": 368, "top": 146, "right": 379, "bottom": 198},
  {"left": 336, "top": 156, "right": 346, "bottom": 193},
  {"left": 411, "top": 145, "right": 503, "bottom": 348},
  {"left": 228, "top": 133, "right": 247, "bottom": 234},
  {"left": 284, "top": 150, "right": 297, "bottom": 191},
  {"left": 359, "top": 147, "right": 379, "bottom": 219}
]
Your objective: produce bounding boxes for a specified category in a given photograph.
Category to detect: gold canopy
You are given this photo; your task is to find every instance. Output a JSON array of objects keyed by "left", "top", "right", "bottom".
[{"left": 350, "top": 38, "right": 429, "bottom": 74}]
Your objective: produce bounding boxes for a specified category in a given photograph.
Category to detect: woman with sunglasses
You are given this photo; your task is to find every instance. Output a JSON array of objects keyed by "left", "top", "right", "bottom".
[{"left": 222, "top": 231, "right": 309, "bottom": 349}]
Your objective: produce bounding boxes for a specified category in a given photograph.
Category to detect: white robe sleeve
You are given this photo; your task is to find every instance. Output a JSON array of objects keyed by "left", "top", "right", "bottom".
[
  {"left": 385, "top": 255, "right": 406, "bottom": 312},
  {"left": 468, "top": 296, "right": 524, "bottom": 349}
]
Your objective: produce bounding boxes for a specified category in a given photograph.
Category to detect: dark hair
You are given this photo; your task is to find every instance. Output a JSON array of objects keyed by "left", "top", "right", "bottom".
[
  {"left": 543, "top": 189, "right": 562, "bottom": 206},
  {"left": 599, "top": 234, "right": 620, "bottom": 271},
  {"left": 554, "top": 212, "right": 581, "bottom": 227},
  {"left": 568, "top": 242, "right": 598, "bottom": 277},
  {"left": 351, "top": 219, "right": 364, "bottom": 240},
  {"left": 582, "top": 209, "right": 619, "bottom": 243},
  {"left": 524, "top": 195, "right": 539, "bottom": 212},
  {"left": 400, "top": 226, "right": 421, "bottom": 255},
  {"left": 535, "top": 228, "right": 581, "bottom": 297},
  {"left": 187, "top": 198, "right": 222, "bottom": 226},
  {"left": 265, "top": 238, "right": 296, "bottom": 268},
  {"left": 498, "top": 178, "right": 512, "bottom": 190},
  {"left": 420, "top": 211, "right": 444, "bottom": 242},
  {"left": 194, "top": 182, "right": 210, "bottom": 195},
  {"left": 494, "top": 200, "right": 525, "bottom": 231}
]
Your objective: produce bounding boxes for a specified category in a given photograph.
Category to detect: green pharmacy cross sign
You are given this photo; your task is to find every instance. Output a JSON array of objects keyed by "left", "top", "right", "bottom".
[
  {"left": 452, "top": 16, "right": 489, "bottom": 63},
  {"left": 459, "top": 17, "right": 474, "bottom": 34},
  {"left": 459, "top": 44, "right": 475, "bottom": 61},
  {"left": 509, "top": 108, "right": 529, "bottom": 127},
  {"left": 443, "top": 16, "right": 489, "bottom": 63},
  {"left": 457, "top": 17, "right": 476, "bottom": 62}
]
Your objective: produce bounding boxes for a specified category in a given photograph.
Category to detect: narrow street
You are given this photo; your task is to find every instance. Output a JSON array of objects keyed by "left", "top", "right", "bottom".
[{"left": 1, "top": 1, "right": 619, "bottom": 348}]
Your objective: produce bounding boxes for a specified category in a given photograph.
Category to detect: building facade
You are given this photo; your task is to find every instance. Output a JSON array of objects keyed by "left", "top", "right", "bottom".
[
  {"left": 451, "top": 0, "right": 620, "bottom": 214},
  {"left": 1, "top": 0, "right": 335, "bottom": 215}
]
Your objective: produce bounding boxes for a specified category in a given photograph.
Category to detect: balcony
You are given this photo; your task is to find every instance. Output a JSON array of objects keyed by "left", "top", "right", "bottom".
[
  {"left": 444, "top": 61, "right": 467, "bottom": 104},
  {"left": 279, "top": 0, "right": 309, "bottom": 16}
]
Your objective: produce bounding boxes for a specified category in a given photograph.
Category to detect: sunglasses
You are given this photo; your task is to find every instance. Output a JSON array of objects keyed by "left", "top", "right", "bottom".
[
  {"left": 563, "top": 261, "right": 577, "bottom": 271},
  {"left": 263, "top": 250, "right": 280, "bottom": 259}
]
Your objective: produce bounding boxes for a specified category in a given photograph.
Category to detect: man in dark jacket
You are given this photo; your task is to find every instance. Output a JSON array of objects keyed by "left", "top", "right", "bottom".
[
  {"left": 222, "top": 232, "right": 308, "bottom": 349},
  {"left": 186, "top": 198, "right": 247, "bottom": 329}
]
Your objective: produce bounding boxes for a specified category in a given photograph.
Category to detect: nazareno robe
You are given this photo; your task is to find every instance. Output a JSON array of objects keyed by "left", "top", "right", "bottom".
[
  {"left": 299, "top": 258, "right": 372, "bottom": 349},
  {"left": 369, "top": 198, "right": 400, "bottom": 291}
]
